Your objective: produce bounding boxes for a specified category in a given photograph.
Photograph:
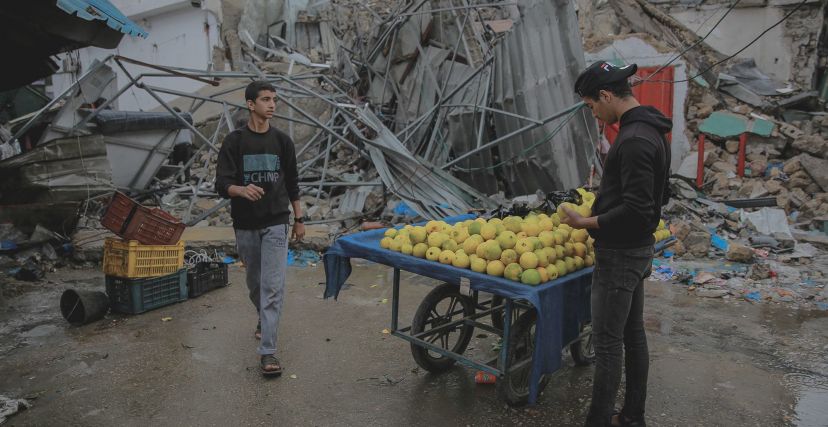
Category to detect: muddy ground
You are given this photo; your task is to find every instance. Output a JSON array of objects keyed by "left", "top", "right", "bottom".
[{"left": 0, "top": 261, "right": 826, "bottom": 426}]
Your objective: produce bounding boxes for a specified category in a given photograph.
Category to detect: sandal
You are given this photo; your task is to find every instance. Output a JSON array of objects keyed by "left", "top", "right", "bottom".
[
  {"left": 612, "top": 410, "right": 646, "bottom": 427},
  {"left": 260, "top": 354, "right": 282, "bottom": 377},
  {"left": 254, "top": 320, "right": 261, "bottom": 340}
]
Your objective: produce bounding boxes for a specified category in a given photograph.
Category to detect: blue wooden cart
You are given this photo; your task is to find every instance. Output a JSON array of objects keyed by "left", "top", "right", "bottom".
[{"left": 324, "top": 214, "right": 671, "bottom": 405}]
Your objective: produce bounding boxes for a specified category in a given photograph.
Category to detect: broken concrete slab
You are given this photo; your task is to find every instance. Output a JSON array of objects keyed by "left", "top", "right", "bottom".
[
  {"left": 685, "top": 231, "right": 711, "bottom": 256},
  {"left": 799, "top": 154, "right": 828, "bottom": 192},
  {"left": 726, "top": 243, "right": 754, "bottom": 263}
]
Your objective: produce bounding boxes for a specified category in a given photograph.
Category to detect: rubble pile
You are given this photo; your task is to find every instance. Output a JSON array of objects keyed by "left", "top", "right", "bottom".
[{"left": 2, "top": 0, "right": 828, "bottom": 310}]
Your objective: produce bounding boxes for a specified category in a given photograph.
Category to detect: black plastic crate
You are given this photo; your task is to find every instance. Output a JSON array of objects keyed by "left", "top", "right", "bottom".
[
  {"left": 106, "top": 269, "right": 188, "bottom": 314},
  {"left": 187, "top": 262, "right": 228, "bottom": 298}
]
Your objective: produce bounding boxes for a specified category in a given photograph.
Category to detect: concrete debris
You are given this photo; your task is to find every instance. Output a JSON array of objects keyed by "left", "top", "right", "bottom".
[
  {"left": 0, "top": 395, "right": 31, "bottom": 424},
  {"left": 0, "top": 0, "right": 825, "bottom": 316},
  {"left": 726, "top": 243, "right": 754, "bottom": 263},
  {"left": 748, "top": 263, "right": 771, "bottom": 280},
  {"left": 684, "top": 231, "right": 711, "bottom": 257}
]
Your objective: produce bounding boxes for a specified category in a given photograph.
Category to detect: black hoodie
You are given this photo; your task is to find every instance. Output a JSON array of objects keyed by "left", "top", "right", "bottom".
[{"left": 589, "top": 106, "right": 672, "bottom": 249}]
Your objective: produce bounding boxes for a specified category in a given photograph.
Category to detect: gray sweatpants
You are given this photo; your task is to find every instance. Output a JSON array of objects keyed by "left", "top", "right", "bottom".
[{"left": 235, "top": 224, "right": 289, "bottom": 355}]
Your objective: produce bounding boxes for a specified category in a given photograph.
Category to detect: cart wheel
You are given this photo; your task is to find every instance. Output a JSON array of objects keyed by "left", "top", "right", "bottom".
[
  {"left": 497, "top": 309, "right": 549, "bottom": 406},
  {"left": 410, "top": 283, "right": 476, "bottom": 374},
  {"left": 570, "top": 323, "right": 595, "bottom": 366}
]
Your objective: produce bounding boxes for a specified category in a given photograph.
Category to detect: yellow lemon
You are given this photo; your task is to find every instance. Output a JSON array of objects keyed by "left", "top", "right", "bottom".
[
  {"left": 452, "top": 252, "right": 470, "bottom": 268},
  {"left": 471, "top": 257, "right": 487, "bottom": 273},
  {"left": 519, "top": 251, "right": 539, "bottom": 269},
  {"left": 480, "top": 224, "right": 497, "bottom": 240},
  {"left": 500, "top": 249, "right": 518, "bottom": 265},
  {"left": 426, "top": 247, "right": 441, "bottom": 261},
  {"left": 439, "top": 250, "right": 455, "bottom": 265},
  {"left": 412, "top": 243, "right": 428, "bottom": 258},
  {"left": 486, "top": 260, "right": 506, "bottom": 277},
  {"left": 504, "top": 263, "right": 523, "bottom": 281}
]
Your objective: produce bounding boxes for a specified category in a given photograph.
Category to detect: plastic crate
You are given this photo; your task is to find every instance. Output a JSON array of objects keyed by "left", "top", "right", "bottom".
[
  {"left": 123, "top": 207, "right": 186, "bottom": 246},
  {"left": 103, "top": 238, "right": 184, "bottom": 278},
  {"left": 101, "top": 192, "right": 185, "bottom": 245},
  {"left": 106, "top": 269, "right": 188, "bottom": 314},
  {"left": 101, "top": 192, "right": 137, "bottom": 236},
  {"left": 187, "top": 262, "right": 229, "bottom": 298}
]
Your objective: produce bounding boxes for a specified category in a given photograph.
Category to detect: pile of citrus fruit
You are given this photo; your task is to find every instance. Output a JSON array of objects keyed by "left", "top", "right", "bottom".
[{"left": 379, "top": 190, "right": 602, "bottom": 286}]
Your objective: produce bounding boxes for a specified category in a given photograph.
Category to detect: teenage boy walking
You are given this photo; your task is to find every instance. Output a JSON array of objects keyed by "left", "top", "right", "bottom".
[{"left": 216, "top": 81, "right": 306, "bottom": 376}]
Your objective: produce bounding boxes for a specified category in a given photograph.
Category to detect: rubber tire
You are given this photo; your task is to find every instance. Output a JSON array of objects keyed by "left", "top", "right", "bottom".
[
  {"left": 410, "top": 283, "right": 476, "bottom": 374},
  {"left": 570, "top": 324, "right": 595, "bottom": 366},
  {"left": 496, "top": 309, "right": 550, "bottom": 406}
]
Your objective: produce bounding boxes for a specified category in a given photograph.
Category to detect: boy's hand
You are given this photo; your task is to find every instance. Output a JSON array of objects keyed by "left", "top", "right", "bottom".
[
  {"left": 291, "top": 223, "right": 305, "bottom": 241},
  {"left": 561, "top": 206, "right": 586, "bottom": 229},
  {"left": 230, "top": 184, "right": 265, "bottom": 201}
]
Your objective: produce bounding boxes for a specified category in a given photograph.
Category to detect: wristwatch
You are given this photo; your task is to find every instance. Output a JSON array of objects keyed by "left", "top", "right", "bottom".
[{"left": 294, "top": 216, "right": 309, "bottom": 223}]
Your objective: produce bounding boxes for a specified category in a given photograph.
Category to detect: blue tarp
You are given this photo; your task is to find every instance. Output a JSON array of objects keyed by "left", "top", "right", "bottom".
[
  {"left": 323, "top": 214, "right": 594, "bottom": 404},
  {"left": 56, "top": 0, "right": 149, "bottom": 38}
]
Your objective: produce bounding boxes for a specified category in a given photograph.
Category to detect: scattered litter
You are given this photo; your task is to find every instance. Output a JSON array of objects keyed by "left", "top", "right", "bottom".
[
  {"left": 696, "top": 288, "right": 729, "bottom": 298},
  {"left": 744, "top": 291, "right": 762, "bottom": 302},
  {"left": 694, "top": 272, "right": 718, "bottom": 285},
  {"left": 161, "top": 317, "right": 173, "bottom": 322},
  {"left": 652, "top": 265, "right": 676, "bottom": 281},
  {"left": 0, "top": 395, "right": 31, "bottom": 424},
  {"left": 711, "top": 235, "right": 730, "bottom": 252},
  {"left": 287, "top": 249, "right": 321, "bottom": 267}
]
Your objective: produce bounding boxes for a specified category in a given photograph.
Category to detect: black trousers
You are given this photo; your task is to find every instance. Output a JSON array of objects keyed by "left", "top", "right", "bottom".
[{"left": 584, "top": 245, "right": 653, "bottom": 426}]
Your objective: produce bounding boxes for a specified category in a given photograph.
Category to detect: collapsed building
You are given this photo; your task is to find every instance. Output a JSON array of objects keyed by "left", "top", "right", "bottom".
[{"left": 1, "top": 0, "right": 827, "bottom": 299}]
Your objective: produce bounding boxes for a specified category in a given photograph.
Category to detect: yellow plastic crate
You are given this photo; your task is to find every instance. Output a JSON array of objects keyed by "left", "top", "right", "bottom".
[{"left": 103, "top": 238, "right": 185, "bottom": 278}]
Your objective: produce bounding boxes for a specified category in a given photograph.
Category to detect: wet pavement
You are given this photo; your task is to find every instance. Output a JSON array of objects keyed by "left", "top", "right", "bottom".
[{"left": 0, "top": 261, "right": 827, "bottom": 426}]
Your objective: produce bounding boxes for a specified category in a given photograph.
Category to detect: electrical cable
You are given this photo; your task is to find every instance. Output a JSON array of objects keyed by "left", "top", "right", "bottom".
[
  {"left": 636, "top": 0, "right": 742, "bottom": 85},
  {"left": 644, "top": 0, "right": 809, "bottom": 85}
]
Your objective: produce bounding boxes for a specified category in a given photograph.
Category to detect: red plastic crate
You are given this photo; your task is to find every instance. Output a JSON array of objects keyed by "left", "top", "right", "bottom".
[
  {"left": 123, "top": 207, "right": 185, "bottom": 245},
  {"left": 101, "top": 192, "right": 185, "bottom": 245},
  {"left": 101, "top": 192, "right": 137, "bottom": 236}
]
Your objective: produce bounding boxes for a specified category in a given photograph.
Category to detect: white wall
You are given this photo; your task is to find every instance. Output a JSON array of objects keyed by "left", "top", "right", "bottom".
[
  {"left": 110, "top": 0, "right": 191, "bottom": 19},
  {"left": 50, "top": 2, "right": 222, "bottom": 112},
  {"left": 671, "top": 7, "right": 791, "bottom": 82}
]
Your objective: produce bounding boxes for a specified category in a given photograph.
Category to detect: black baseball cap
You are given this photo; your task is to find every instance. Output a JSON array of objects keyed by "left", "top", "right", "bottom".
[{"left": 574, "top": 61, "right": 638, "bottom": 97}]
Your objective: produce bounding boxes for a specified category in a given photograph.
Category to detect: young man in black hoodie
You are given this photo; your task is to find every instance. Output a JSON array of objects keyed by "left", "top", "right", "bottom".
[
  {"left": 215, "top": 81, "right": 305, "bottom": 376},
  {"left": 562, "top": 62, "right": 672, "bottom": 427}
]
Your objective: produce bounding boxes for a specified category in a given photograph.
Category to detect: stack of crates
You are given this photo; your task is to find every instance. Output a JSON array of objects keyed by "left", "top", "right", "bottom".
[
  {"left": 101, "top": 192, "right": 188, "bottom": 314},
  {"left": 103, "top": 239, "right": 187, "bottom": 314}
]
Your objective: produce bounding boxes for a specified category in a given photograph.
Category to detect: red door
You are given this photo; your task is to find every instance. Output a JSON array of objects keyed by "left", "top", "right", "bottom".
[{"left": 603, "top": 66, "right": 674, "bottom": 144}]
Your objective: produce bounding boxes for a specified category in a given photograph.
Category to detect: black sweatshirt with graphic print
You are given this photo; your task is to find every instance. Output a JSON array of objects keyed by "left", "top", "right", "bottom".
[
  {"left": 588, "top": 106, "right": 672, "bottom": 249},
  {"left": 215, "top": 126, "right": 300, "bottom": 230}
]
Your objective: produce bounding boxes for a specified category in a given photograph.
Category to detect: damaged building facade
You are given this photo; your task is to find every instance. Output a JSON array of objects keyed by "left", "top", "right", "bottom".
[
  {"left": 2, "top": 0, "right": 828, "bottom": 277},
  {"left": 49, "top": 0, "right": 225, "bottom": 111},
  {"left": 3, "top": 0, "right": 602, "bottom": 245}
]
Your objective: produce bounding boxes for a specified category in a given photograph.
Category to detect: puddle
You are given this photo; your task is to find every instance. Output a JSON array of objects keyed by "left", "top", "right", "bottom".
[
  {"left": 784, "top": 371, "right": 828, "bottom": 426},
  {"left": 21, "top": 324, "right": 58, "bottom": 338}
]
